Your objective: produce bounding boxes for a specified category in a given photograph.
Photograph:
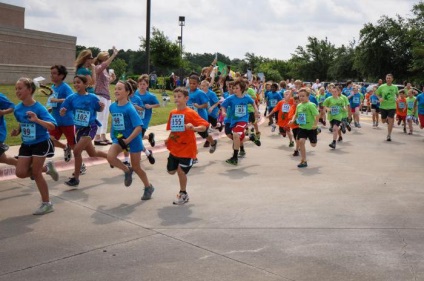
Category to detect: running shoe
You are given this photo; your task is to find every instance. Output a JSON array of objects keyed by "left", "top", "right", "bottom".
[
  {"left": 297, "top": 161, "right": 308, "bottom": 168},
  {"left": 173, "top": 192, "right": 190, "bottom": 205},
  {"left": 141, "top": 184, "right": 155, "bottom": 200},
  {"left": 338, "top": 136, "right": 343, "bottom": 142},
  {"left": 271, "top": 124, "right": 276, "bottom": 132},
  {"left": 225, "top": 157, "right": 238, "bottom": 166},
  {"left": 122, "top": 161, "right": 131, "bottom": 167},
  {"left": 147, "top": 150, "right": 155, "bottom": 164},
  {"left": 64, "top": 144, "right": 72, "bottom": 162},
  {"left": 33, "top": 202, "right": 54, "bottom": 215},
  {"left": 203, "top": 140, "right": 210, "bottom": 148},
  {"left": 289, "top": 141, "right": 294, "bottom": 147},
  {"left": 346, "top": 122, "right": 352, "bottom": 132},
  {"left": 73, "top": 163, "right": 87, "bottom": 176},
  {"left": 340, "top": 122, "right": 346, "bottom": 134},
  {"left": 148, "top": 133, "right": 155, "bottom": 147},
  {"left": 209, "top": 140, "right": 218, "bottom": 153},
  {"left": 386, "top": 135, "right": 392, "bottom": 142},
  {"left": 403, "top": 127, "right": 407, "bottom": 133},
  {"left": 46, "top": 161, "right": 58, "bottom": 181},
  {"left": 293, "top": 150, "right": 299, "bottom": 156},
  {"left": 124, "top": 167, "right": 133, "bottom": 187},
  {"left": 193, "top": 158, "right": 198, "bottom": 165},
  {"left": 65, "top": 177, "right": 80, "bottom": 187},
  {"left": 329, "top": 142, "right": 336, "bottom": 149},
  {"left": 239, "top": 150, "right": 246, "bottom": 158}
]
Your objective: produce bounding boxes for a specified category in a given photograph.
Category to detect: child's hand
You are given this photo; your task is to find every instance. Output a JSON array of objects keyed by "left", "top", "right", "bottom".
[
  {"left": 60, "top": 107, "right": 67, "bottom": 116},
  {"left": 26, "top": 111, "right": 38, "bottom": 122},
  {"left": 99, "top": 101, "right": 105, "bottom": 109},
  {"left": 11, "top": 128, "right": 20, "bottom": 136},
  {"left": 185, "top": 123, "right": 194, "bottom": 130}
]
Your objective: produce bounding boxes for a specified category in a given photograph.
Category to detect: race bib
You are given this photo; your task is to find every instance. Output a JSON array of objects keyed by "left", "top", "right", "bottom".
[
  {"left": 371, "top": 99, "right": 378, "bottom": 105},
  {"left": 270, "top": 99, "right": 277, "bottom": 107},
  {"left": 398, "top": 102, "right": 405, "bottom": 109},
  {"left": 282, "top": 103, "right": 290, "bottom": 113},
  {"left": 353, "top": 97, "right": 360, "bottom": 104},
  {"left": 74, "top": 109, "right": 90, "bottom": 127},
  {"left": 407, "top": 101, "right": 414, "bottom": 109},
  {"left": 21, "top": 123, "right": 36, "bottom": 142},
  {"left": 296, "top": 113, "right": 306, "bottom": 125},
  {"left": 137, "top": 110, "right": 145, "bottom": 119},
  {"left": 112, "top": 113, "right": 125, "bottom": 131},
  {"left": 170, "top": 114, "right": 185, "bottom": 132},
  {"left": 47, "top": 92, "right": 58, "bottom": 108},
  {"left": 330, "top": 106, "right": 340, "bottom": 115},
  {"left": 234, "top": 104, "right": 247, "bottom": 117}
]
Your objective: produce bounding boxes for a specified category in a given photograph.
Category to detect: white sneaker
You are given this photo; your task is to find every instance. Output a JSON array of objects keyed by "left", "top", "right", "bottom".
[
  {"left": 46, "top": 161, "right": 58, "bottom": 181},
  {"left": 173, "top": 192, "right": 189, "bottom": 205},
  {"left": 33, "top": 202, "right": 54, "bottom": 215},
  {"left": 271, "top": 124, "right": 276, "bottom": 132}
]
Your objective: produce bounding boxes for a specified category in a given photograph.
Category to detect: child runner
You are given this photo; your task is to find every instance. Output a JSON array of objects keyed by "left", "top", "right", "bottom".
[
  {"left": 199, "top": 80, "right": 220, "bottom": 130},
  {"left": 290, "top": 96, "right": 301, "bottom": 156},
  {"left": 347, "top": 85, "right": 363, "bottom": 128},
  {"left": 0, "top": 92, "right": 17, "bottom": 167},
  {"left": 413, "top": 90, "right": 424, "bottom": 130},
  {"left": 60, "top": 75, "right": 107, "bottom": 187},
  {"left": 107, "top": 80, "right": 154, "bottom": 200},
  {"left": 47, "top": 65, "right": 76, "bottom": 163},
  {"left": 289, "top": 88, "right": 319, "bottom": 168},
  {"left": 267, "top": 83, "right": 283, "bottom": 131},
  {"left": 165, "top": 87, "right": 209, "bottom": 205},
  {"left": 376, "top": 74, "right": 398, "bottom": 141},
  {"left": 406, "top": 89, "right": 417, "bottom": 134},
  {"left": 317, "top": 86, "right": 327, "bottom": 126},
  {"left": 12, "top": 78, "right": 58, "bottom": 215},
  {"left": 369, "top": 86, "right": 380, "bottom": 127},
  {"left": 323, "top": 87, "right": 348, "bottom": 149},
  {"left": 395, "top": 90, "right": 407, "bottom": 133},
  {"left": 221, "top": 78, "right": 260, "bottom": 165}
]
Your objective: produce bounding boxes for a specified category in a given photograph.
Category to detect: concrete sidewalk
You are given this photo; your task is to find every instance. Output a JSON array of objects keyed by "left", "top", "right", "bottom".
[{"left": 1, "top": 113, "right": 424, "bottom": 281}]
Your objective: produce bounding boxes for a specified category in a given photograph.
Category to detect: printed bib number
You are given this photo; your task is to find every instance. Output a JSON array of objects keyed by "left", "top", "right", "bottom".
[
  {"left": 47, "top": 92, "right": 58, "bottom": 108},
  {"left": 234, "top": 104, "right": 247, "bottom": 117},
  {"left": 21, "top": 123, "right": 36, "bottom": 142},
  {"left": 398, "top": 102, "right": 405, "bottom": 109},
  {"left": 137, "top": 109, "right": 145, "bottom": 119},
  {"left": 353, "top": 97, "right": 360, "bottom": 104},
  {"left": 112, "top": 113, "right": 125, "bottom": 131},
  {"left": 407, "top": 101, "right": 414, "bottom": 109},
  {"left": 282, "top": 103, "right": 290, "bottom": 113},
  {"left": 74, "top": 109, "right": 90, "bottom": 127},
  {"left": 270, "top": 99, "right": 277, "bottom": 107},
  {"left": 170, "top": 114, "right": 185, "bottom": 132},
  {"left": 330, "top": 106, "right": 340, "bottom": 115},
  {"left": 296, "top": 113, "right": 306, "bottom": 125}
]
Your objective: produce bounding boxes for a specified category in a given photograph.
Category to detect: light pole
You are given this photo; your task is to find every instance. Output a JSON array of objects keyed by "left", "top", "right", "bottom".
[
  {"left": 179, "top": 16, "right": 185, "bottom": 85},
  {"left": 146, "top": 0, "right": 151, "bottom": 74}
]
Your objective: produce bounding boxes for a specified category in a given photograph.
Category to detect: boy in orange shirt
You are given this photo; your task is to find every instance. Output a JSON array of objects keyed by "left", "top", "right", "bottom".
[
  {"left": 266, "top": 90, "right": 297, "bottom": 147},
  {"left": 396, "top": 91, "right": 407, "bottom": 133},
  {"left": 165, "top": 87, "right": 210, "bottom": 205}
]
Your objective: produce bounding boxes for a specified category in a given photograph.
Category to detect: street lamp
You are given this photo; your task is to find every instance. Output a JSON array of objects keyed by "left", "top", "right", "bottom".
[{"left": 179, "top": 16, "right": 185, "bottom": 85}]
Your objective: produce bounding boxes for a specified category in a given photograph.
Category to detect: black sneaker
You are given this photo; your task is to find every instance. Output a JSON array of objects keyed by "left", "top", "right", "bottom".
[
  {"left": 340, "top": 122, "right": 346, "bottom": 134},
  {"left": 72, "top": 163, "right": 87, "bottom": 176},
  {"left": 329, "top": 142, "right": 336, "bottom": 149},
  {"left": 346, "top": 122, "right": 351, "bottom": 132},
  {"left": 338, "top": 136, "right": 343, "bottom": 142},
  {"left": 64, "top": 144, "right": 72, "bottom": 162},
  {"left": 386, "top": 136, "right": 392, "bottom": 142},
  {"left": 148, "top": 133, "right": 155, "bottom": 147},
  {"left": 239, "top": 150, "right": 246, "bottom": 158},
  {"left": 147, "top": 150, "right": 155, "bottom": 164},
  {"left": 225, "top": 157, "right": 238, "bottom": 166},
  {"left": 297, "top": 161, "right": 308, "bottom": 168},
  {"left": 122, "top": 161, "right": 131, "bottom": 167},
  {"left": 203, "top": 140, "right": 210, "bottom": 148},
  {"left": 124, "top": 167, "right": 133, "bottom": 187},
  {"left": 293, "top": 150, "right": 299, "bottom": 156},
  {"left": 65, "top": 177, "right": 80, "bottom": 187},
  {"left": 209, "top": 140, "right": 217, "bottom": 153}
]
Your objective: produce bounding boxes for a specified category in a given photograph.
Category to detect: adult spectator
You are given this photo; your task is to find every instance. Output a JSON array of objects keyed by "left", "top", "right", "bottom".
[
  {"left": 376, "top": 73, "right": 398, "bottom": 141},
  {"left": 149, "top": 71, "right": 157, "bottom": 89},
  {"left": 312, "top": 79, "right": 321, "bottom": 91},
  {"left": 75, "top": 49, "right": 96, "bottom": 94},
  {"left": 93, "top": 47, "right": 118, "bottom": 145}
]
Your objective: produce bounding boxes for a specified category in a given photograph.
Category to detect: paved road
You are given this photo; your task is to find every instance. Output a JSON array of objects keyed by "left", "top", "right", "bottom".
[{"left": 1, "top": 112, "right": 423, "bottom": 281}]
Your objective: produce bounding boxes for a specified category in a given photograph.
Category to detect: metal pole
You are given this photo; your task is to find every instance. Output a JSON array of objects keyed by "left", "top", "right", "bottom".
[{"left": 146, "top": 0, "right": 151, "bottom": 74}]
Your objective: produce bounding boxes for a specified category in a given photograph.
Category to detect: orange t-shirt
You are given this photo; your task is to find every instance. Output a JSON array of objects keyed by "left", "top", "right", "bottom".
[
  {"left": 166, "top": 107, "right": 210, "bottom": 158},
  {"left": 274, "top": 98, "right": 296, "bottom": 128},
  {"left": 396, "top": 97, "right": 407, "bottom": 116}
]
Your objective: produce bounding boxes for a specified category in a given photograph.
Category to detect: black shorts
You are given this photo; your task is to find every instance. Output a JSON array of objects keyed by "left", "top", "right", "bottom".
[
  {"left": 208, "top": 116, "right": 218, "bottom": 127},
  {"left": 197, "top": 130, "right": 209, "bottom": 139},
  {"left": 279, "top": 127, "right": 286, "bottom": 134},
  {"left": 330, "top": 119, "right": 342, "bottom": 127},
  {"left": 225, "top": 123, "right": 232, "bottom": 135},
  {"left": 297, "top": 128, "right": 318, "bottom": 144},
  {"left": 292, "top": 128, "right": 300, "bottom": 139},
  {"left": 18, "top": 139, "right": 55, "bottom": 158},
  {"left": 167, "top": 153, "right": 193, "bottom": 174},
  {"left": 380, "top": 108, "right": 395, "bottom": 119},
  {"left": 141, "top": 128, "right": 147, "bottom": 138},
  {"left": 248, "top": 112, "right": 256, "bottom": 124},
  {"left": 371, "top": 105, "right": 380, "bottom": 112}
]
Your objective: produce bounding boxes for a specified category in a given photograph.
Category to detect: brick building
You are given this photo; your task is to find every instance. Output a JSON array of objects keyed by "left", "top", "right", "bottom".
[{"left": 0, "top": 2, "right": 76, "bottom": 84}]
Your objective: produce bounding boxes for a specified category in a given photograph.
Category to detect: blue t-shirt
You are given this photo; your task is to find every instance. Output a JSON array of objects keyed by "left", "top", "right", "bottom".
[
  {"left": 416, "top": 93, "right": 424, "bottom": 115},
  {"left": 61, "top": 93, "right": 101, "bottom": 129},
  {"left": 0, "top": 93, "right": 15, "bottom": 143},
  {"left": 370, "top": 94, "right": 380, "bottom": 107},
  {"left": 50, "top": 82, "right": 74, "bottom": 126},
  {"left": 342, "top": 87, "right": 353, "bottom": 97},
  {"left": 309, "top": 94, "right": 318, "bottom": 106},
  {"left": 266, "top": 91, "right": 283, "bottom": 109},
  {"left": 130, "top": 94, "right": 146, "bottom": 123},
  {"left": 206, "top": 89, "right": 219, "bottom": 119},
  {"left": 14, "top": 101, "right": 57, "bottom": 145},
  {"left": 188, "top": 88, "right": 209, "bottom": 121},
  {"left": 134, "top": 90, "right": 159, "bottom": 129},
  {"left": 221, "top": 94, "right": 254, "bottom": 128},
  {"left": 325, "top": 92, "right": 332, "bottom": 99},
  {"left": 109, "top": 102, "right": 143, "bottom": 140},
  {"left": 349, "top": 93, "right": 362, "bottom": 108},
  {"left": 76, "top": 67, "right": 94, "bottom": 94}
]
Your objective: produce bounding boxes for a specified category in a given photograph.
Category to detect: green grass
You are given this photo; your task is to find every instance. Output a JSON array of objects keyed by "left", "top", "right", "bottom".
[{"left": 0, "top": 84, "right": 175, "bottom": 146}]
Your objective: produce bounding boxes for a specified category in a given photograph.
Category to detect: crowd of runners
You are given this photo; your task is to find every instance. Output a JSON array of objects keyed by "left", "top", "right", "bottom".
[{"left": 1, "top": 53, "right": 424, "bottom": 215}]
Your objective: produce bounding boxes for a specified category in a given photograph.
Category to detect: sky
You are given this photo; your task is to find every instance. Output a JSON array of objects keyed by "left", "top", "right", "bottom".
[{"left": 1, "top": 0, "right": 420, "bottom": 60}]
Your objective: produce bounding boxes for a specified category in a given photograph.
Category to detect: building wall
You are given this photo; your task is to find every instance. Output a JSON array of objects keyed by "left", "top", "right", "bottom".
[
  {"left": 0, "top": 3, "right": 24, "bottom": 29},
  {"left": 0, "top": 3, "right": 76, "bottom": 84}
]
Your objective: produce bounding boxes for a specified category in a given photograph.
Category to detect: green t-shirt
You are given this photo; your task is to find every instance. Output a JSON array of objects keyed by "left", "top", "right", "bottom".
[
  {"left": 340, "top": 95, "right": 349, "bottom": 118},
  {"left": 323, "top": 96, "right": 347, "bottom": 121},
  {"left": 246, "top": 88, "right": 257, "bottom": 113},
  {"left": 406, "top": 96, "right": 417, "bottom": 116},
  {"left": 295, "top": 101, "right": 319, "bottom": 130},
  {"left": 376, "top": 83, "right": 398, "bottom": 110}
]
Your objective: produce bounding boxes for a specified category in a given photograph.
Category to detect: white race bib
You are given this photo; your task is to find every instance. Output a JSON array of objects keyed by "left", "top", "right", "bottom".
[
  {"left": 21, "top": 123, "right": 36, "bottom": 142},
  {"left": 330, "top": 106, "right": 340, "bottom": 115},
  {"left": 170, "top": 114, "right": 185, "bottom": 132},
  {"left": 282, "top": 103, "right": 290, "bottom": 113},
  {"left": 297, "top": 113, "right": 306, "bottom": 125},
  {"left": 74, "top": 109, "right": 90, "bottom": 127},
  {"left": 234, "top": 105, "right": 247, "bottom": 117},
  {"left": 112, "top": 113, "right": 125, "bottom": 131}
]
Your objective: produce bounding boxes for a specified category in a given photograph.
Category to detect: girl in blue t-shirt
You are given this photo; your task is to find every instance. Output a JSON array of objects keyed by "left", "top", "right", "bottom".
[
  {"left": 60, "top": 75, "right": 107, "bottom": 187},
  {"left": 107, "top": 80, "right": 154, "bottom": 200},
  {"left": 369, "top": 86, "right": 380, "bottom": 127},
  {"left": 11, "top": 78, "right": 58, "bottom": 215}
]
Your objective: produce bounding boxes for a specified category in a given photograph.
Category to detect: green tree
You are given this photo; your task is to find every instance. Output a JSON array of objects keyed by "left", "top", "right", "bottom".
[
  {"left": 328, "top": 42, "right": 359, "bottom": 81},
  {"left": 109, "top": 58, "right": 127, "bottom": 82}
]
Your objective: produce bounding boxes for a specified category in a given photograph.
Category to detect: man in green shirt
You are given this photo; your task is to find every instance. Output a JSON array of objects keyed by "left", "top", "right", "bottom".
[{"left": 376, "top": 73, "right": 398, "bottom": 141}]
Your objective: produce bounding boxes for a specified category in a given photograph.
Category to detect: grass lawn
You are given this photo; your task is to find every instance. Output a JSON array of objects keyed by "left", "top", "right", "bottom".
[{"left": 0, "top": 84, "right": 175, "bottom": 146}]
